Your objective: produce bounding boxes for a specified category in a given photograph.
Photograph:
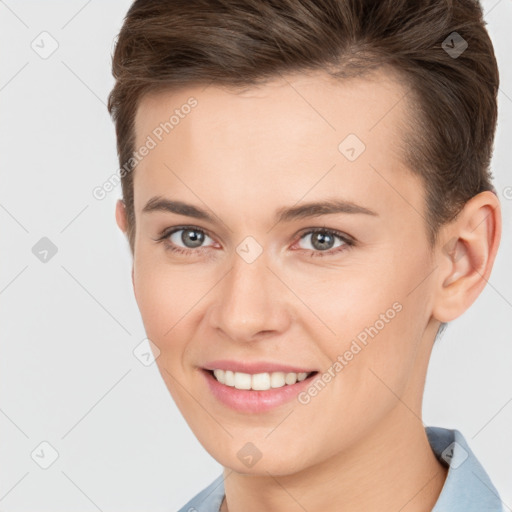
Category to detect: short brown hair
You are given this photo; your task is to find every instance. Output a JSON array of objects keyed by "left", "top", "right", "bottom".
[{"left": 108, "top": 0, "right": 499, "bottom": 253}]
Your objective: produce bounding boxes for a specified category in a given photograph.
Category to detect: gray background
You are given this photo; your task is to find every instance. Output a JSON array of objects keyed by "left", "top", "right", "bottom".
[{"left": 0, "top": 0, "right": 510, "bottom": 510}]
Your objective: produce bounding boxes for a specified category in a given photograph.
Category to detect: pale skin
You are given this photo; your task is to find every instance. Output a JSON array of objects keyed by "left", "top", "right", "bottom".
[{"left": 115, "top": 68, "right": 501, "bottom": 511}]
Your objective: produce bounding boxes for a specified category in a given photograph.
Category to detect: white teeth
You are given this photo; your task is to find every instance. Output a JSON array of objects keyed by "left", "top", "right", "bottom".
[
  {"left": 251, "top": 373, "right": 271, "bottom": 390},
  {"left": 234, "top": 372, "right": 252, "bottom": 390},
  {"left": 225, "top": 370, "right": 235, "bottom": 386},
  {"left": 285, "top": 372, "right": 297, "bottom": 385},
  {"left": 211, "top": 369, "right": 312, "bottom": 390},
  {"left": 270, "top": 372, "right": 285, "bottom": 388},
  {"left": 213, "top": 369, "right": 225, "bottom": 384}
]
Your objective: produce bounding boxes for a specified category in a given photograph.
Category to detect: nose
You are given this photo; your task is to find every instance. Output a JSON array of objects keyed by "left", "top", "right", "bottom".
[{"left": 209, "top": 248, "right": 291, "bottom": 343}]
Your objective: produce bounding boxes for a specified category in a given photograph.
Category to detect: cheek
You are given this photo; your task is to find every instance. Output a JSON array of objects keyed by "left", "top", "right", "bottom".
[
  {"left": 283, "top": 261, "right": 405, "bottom": 348},
  {"left": 300, "top": 247, "right": 431, "bottom": 394},
  {"left": 132, "top": 257, "right": 201, "bottom": 354},
  {"left": 132, "top": 260, "right": 205, "bottom": 414}
]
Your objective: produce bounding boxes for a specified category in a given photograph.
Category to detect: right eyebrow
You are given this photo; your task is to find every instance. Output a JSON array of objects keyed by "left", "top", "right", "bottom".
[{"left": 142, "top": 197, "right": 215, "bottom": 222}]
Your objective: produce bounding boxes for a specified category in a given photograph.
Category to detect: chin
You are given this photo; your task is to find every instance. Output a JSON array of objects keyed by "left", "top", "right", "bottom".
[{"left": 205, "top": 443, "right": 311, "bottom": 477}]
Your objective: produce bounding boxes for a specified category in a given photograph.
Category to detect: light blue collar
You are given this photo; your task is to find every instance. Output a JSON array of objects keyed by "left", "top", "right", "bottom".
[{"left": 427, "top": 426, "right": 503, "bottom": 511}]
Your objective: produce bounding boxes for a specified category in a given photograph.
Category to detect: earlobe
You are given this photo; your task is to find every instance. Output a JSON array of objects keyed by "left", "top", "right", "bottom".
[
  {"left": 432, "top": 191, "right": 501, "bottom": 323},
  {"left": 115, "top": 199, "right": 128, "bottom": 234}
]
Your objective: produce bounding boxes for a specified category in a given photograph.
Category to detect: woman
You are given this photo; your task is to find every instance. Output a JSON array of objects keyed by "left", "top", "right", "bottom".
[{"left": 108, "top": 1, "right": 504, "bottom": 510}]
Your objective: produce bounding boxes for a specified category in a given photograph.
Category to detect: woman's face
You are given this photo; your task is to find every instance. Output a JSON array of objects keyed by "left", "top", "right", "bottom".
[{"left": 122, "top": 69, "right": 441, "bottom": 475}]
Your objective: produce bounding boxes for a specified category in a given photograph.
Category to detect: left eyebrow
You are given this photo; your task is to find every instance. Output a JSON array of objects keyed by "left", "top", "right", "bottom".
[
  {"left": 141, "top": 196, "right": 378, "bottom": 224},
  {"left": 274, "top": 198, "right": 378, "bottom": 223}
]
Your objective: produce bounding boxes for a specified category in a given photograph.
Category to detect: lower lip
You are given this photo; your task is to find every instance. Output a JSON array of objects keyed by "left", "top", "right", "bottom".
[{"left": 201, "top": 369, "right": 318, "bottom": 413}]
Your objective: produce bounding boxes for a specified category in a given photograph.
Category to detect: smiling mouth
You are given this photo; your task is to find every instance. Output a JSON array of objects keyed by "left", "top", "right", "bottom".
[{"left": 205, "top": 369, "right": 318, "bottom": 391}]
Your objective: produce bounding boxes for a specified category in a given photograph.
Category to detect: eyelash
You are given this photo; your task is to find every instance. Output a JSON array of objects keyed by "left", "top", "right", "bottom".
[{"left": 154, "top": 226, "right": 355, "bottom": 258}]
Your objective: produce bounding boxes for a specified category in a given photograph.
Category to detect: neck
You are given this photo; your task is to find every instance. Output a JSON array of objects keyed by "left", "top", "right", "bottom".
[{"left": 221, "top": 407, "right": 447, "bottom": 512}]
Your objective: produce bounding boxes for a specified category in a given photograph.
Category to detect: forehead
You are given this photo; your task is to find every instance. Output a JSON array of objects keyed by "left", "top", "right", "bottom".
[
  {"left": 134, "top": 67, "right": 409, "bottom": 149},
  {"left": 132, "top": 68, "right": 418, "bottom": 221}
]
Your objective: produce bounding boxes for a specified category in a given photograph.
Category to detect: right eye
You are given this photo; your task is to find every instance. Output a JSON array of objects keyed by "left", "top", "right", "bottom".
[{"left": 156, "top": 226, "right": 217, "bottom": 255}]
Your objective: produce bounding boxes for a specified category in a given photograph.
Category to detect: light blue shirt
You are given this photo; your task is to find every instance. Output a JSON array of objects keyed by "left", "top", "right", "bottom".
[{"left": 178, "top": 426, "right": 503, "bottom": 511}]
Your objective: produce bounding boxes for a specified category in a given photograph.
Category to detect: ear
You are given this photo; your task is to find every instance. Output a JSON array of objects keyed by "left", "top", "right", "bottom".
[
  {"left": 432, "top": 191, "right": 501, "bottom": 323},
  {"left": 116, "top": 199, "right": 136, "bottom": 286},
  {"left": 115, "top": 199, "right": 128, "bottom": 234}
]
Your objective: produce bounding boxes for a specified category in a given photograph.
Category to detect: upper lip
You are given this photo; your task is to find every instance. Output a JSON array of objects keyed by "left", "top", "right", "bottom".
[{"left": 202, "top": 359, "right": 317, "bottom": 374}]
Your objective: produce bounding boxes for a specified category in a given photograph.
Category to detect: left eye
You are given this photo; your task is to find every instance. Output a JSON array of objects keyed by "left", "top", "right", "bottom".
[{"left": 295, "top": 229, "right": 349, "bottom": 253}]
